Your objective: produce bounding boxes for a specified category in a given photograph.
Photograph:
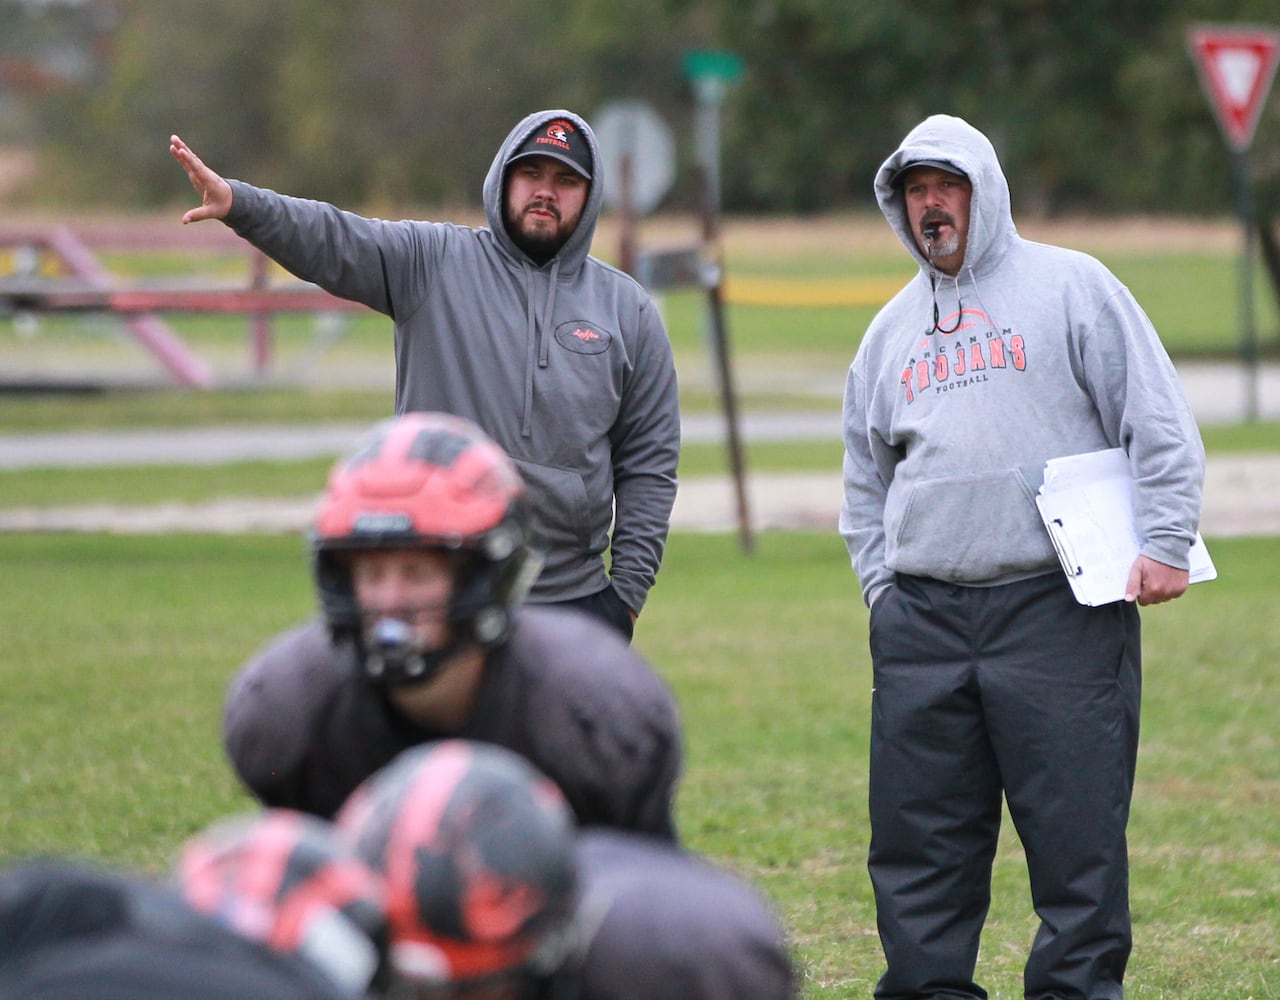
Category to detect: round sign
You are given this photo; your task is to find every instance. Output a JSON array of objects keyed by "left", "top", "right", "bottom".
[{"left": 593, "top": 99, "right": 676, "bottom": 216}]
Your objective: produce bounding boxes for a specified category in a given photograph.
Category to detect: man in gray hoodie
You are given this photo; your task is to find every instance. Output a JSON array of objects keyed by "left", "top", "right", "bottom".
[
  {"left": 170, "top": 110, "right": 680, "bottom": 640},
  {"left": 841, "top": 115, "right": 1205, "bottom": 999}
]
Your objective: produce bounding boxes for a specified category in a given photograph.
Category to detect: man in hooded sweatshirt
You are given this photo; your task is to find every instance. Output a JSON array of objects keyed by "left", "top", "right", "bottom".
[
  {"left": 169, "top": 110, "right": 680, "bottom": 641},
  {"left": 840, "top": 115, "right": 1205, "bottom": 1000}
]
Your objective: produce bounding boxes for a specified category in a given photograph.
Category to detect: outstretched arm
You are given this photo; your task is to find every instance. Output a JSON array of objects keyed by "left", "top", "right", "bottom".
[{"left": 169, "top": 134, "right": 232, "bottom": 224}]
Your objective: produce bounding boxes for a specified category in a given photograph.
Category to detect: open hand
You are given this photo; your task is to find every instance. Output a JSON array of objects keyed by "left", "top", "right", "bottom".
[{"left": 169, "top": 134, "right": 232, "bottom": 224}]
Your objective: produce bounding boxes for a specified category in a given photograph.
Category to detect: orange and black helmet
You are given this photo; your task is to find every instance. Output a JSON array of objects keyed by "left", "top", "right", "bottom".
[
  {"left": 335, "top": 740, "right": 580, "bottom": 995},
  {"left": 311, "top": 412, "right": 541, "bottom": 684},
  {"left": 173, "top": 809, "right": 392, "bottom": 997}
]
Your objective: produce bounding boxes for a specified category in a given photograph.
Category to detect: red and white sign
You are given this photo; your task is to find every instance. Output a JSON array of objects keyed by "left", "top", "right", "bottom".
[{"left": 1188, "top": 25, "right": 1280, "bottom": 153}]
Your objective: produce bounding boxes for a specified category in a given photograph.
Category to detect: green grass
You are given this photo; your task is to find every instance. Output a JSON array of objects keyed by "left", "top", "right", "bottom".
[
  {"left": 0, "top": 384, "right": 393, "bottom": 433},
  {"left": 0, "top": 530, "right": 1276, "bottom": 999},
  {"left": 1101, "top": 254, "right": 1279, "bottom": 359},
  {"left": 0, "top": 440, "right": 852, "bottom": 508}
]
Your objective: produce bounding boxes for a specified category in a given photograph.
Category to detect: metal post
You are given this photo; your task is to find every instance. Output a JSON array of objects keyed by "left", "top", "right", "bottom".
[
  {"left": 1232, "top": 151, "right": 1259, "bottom": 423},
  {"left": 250, "top": 251, "right": 272, "bottom": 378},
  {"left": 618, "top": 153, "right": 637, "bottom": 278},
  {"left": 692, "top": 78, "right": 754, "bottom": 554}
]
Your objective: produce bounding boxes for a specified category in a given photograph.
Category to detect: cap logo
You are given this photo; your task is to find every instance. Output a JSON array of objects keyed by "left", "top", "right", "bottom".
[
  {"left": 536, "top": 121, "right": 574, "bottom": 152},
  {"left": 511, "top": 117, "right": 591, "bottom": 179}
]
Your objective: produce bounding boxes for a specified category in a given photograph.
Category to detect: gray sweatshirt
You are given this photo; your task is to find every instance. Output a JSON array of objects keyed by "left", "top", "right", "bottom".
[
  {"left": 222, "top": 110, "right": 680, "bottom": 613},
  {"left": 840, "top": 115, "right": 1205, "bottom": 609}
]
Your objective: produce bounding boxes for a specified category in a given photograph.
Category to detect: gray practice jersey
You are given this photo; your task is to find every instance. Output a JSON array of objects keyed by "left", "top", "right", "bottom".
[
  {"left": 558, "top": 830, "right": 796, "bottom": 1000},
  {"left": 223, "top": 607, "right": 683, "bottom": 839}
]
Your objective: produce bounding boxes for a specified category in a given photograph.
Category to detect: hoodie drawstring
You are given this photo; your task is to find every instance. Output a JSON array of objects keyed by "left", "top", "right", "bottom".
[
  {"left": 539, "top": 259, "right": 560, "bottom": 369},
  {"left": 965, "top": 265, "right": 1002, "bottom": 336},
  {"left": 928, "top": 270, "right": 965, "bottom": 334},
  {"left": 929, "top": 265, "right": 1000, "bottom": 338},
  {"left": 521, "top": 268, "right": 537, "bottom": 437}
]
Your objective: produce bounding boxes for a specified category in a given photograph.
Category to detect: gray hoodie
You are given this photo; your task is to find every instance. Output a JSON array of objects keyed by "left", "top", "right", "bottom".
[
  {"left": 223, "top": 110, "right": 680, "bottom": 612},
  {"left": 840, "top": 115, "right": 1204, "bottom": 609}
]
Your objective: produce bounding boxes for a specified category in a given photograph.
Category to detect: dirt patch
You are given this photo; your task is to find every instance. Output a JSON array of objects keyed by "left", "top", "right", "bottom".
[{"left": 2, "top": 458, "right": 1275, "bottom": 537}]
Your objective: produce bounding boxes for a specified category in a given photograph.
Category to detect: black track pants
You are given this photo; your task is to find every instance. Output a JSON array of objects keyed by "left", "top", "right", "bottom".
[{"left": 866, "top": 572, "right": 1141, "bottom": 1000}]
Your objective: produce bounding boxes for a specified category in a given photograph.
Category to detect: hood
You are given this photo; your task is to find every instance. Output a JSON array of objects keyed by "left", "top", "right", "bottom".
[
  {"left": 874, "top": 114, "right": 1018, "bottom": 276},
  {"left": 484, "top": 109, "right": 603, "bottom": 273}
]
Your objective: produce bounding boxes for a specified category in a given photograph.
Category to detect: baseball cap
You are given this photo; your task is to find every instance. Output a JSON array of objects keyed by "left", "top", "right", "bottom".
[
  {"left": 509, "top": 118, "right": 592, "bottom": 180},
  {"left": 890, "top": 158, "right": 966, "bottom": 187}
]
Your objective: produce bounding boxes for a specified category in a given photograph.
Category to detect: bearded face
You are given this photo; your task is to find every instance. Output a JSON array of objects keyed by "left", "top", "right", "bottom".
[{"left": 503, "top": 157, "right": 588, "bottom": 264}]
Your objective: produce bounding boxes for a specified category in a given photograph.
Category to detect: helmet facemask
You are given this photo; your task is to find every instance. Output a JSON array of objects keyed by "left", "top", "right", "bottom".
[{"left": 351, "top": 542, "right": 544, "bottom": 688}]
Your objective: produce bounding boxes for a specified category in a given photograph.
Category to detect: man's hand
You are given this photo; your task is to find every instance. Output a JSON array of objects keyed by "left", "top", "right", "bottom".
[
  {"left": 1124, "top": 555, "right": 1189, "bottom": 606},
  {"left": 169, "top": 134, "right": 233, "bottom": 224}
]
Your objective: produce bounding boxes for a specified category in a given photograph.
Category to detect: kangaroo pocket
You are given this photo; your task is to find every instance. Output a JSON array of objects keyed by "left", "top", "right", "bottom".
[
  {"left": 886, "top": 466, "right": 1057, "bottom": 583},
  {"left": 510, "top": 459, "right": 593, "bottom": 557}
]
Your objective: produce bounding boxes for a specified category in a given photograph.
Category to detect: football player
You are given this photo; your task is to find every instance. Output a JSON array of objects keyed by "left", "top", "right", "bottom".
[{"left": 222, "top": 411, "right": 682, "bottom": 837}]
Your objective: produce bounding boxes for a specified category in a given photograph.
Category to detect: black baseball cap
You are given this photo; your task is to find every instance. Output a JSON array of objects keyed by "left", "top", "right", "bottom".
[
  {"left": 509, "top": 118, "right": 592, "bottom": 180},
  {"left": 890, "top": 158, "right": 966, "bottom": 187}
]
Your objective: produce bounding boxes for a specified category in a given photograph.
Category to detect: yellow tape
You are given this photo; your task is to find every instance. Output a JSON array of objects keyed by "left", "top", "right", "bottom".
[
  {"left": 722, "top": 276, "right": 902, "bottom": 308},
  {"left": 0, "top": 249, "right": 63, "bottom": 278}
]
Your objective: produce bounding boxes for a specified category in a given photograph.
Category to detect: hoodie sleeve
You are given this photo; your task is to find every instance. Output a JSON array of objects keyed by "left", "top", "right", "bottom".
[
  {"left": 606, "top": 295, "right": 681, "bottom": 614},
  {"left": 224, "top": 180, "right": 431, "bottom": 317},
  {"left": 840, "top": 359, "right": 894, "bottom": 609},
  {"left": 1077, "top": 280, "right": 1205, "bottom": 568}
]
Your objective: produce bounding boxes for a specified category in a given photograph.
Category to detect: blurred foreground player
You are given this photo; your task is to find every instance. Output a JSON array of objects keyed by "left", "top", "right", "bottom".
[
  {"left": 174, "top": 808, "right": 393, "bottom": 997},
  {"left": 223, "top": 411, "right": 682, "bottom": 837},
  {"left": 0, "top": 859, "right": 355, "bottom": 1000},
  {"left": 336, "top": 740, "right": 797, "bottom": 1000},
  {"left": 333, "top": 740, "right": 582, "bottom": 999},
  {"left": 563, "top": 829, "right": 797, "bottom": 1000}
]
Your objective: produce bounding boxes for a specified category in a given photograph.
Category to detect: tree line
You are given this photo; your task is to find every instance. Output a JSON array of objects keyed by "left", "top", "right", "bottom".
[{"left": 10, "top": 0, "right": 1280, "bottom": 218}]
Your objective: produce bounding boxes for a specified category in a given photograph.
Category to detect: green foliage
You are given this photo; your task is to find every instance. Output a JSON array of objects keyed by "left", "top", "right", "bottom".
[
  {"left": 711, "top": 0, "right": 1278, "bottom": 215},
  {"left": 14, "top": 0, "right": 1280, "bottom": 214},
  {"left": 1, "top": 530, "right": 1276, "bottom": 998}
]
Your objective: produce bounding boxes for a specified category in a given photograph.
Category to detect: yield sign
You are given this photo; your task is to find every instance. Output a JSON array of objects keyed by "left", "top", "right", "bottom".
[{"left": 1188, "top": 24, "right": 1280, "bottom": 153}]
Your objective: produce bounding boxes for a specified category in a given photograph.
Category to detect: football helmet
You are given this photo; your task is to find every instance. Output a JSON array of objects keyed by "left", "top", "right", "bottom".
[
  {"left": 335, "top": 740, "right": 580, "bottom": 995},
  {"left": 174, "top": 809, "right": 392, "bottom": 997},
  {"left": 311, "top": 412, "right": 542, "bottom": 685}
]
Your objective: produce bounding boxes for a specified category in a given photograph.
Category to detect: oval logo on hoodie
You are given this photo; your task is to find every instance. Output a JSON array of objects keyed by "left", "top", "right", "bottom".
[{"left": 554, "top": 321, "right": 613, "bottom": 355}]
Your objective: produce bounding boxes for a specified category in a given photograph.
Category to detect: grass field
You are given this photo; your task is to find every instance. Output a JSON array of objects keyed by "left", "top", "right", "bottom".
[
  {"left": 2, "top": 214, "right": 1277, "bottom": 998},
  {"left": 0, "top": 530, "right": 1276, "bottom": 999}
]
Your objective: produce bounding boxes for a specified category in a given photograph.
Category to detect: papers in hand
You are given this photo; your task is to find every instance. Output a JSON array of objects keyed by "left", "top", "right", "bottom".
[{"left": 1035, "top": 448, "right": 1216, "bottom": 607}]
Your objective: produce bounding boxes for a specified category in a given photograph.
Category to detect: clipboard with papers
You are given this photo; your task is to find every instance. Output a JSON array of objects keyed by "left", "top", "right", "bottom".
[{"left": 1034, "top": 448, "right": 1216, "bottom": 607}]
